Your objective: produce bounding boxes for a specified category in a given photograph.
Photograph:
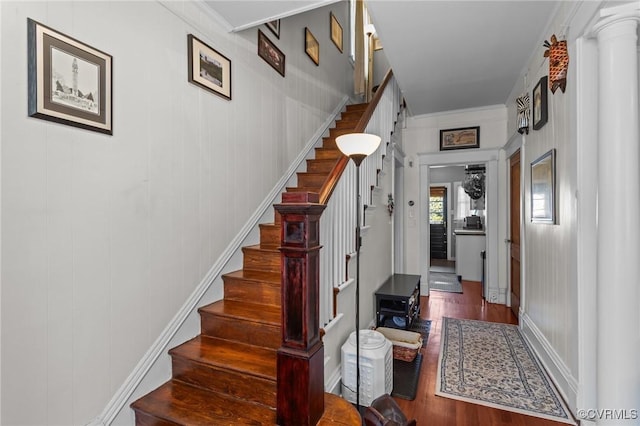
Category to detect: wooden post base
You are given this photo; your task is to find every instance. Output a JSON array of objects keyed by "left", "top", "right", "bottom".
[{"left": 276, "top": 343, "right": 324, "bottom": 425}]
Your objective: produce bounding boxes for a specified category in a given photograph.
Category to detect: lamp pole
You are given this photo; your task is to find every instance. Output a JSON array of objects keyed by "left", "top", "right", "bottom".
[
  {"left": 353, "top": 155, "right": 365, "bottom": 411},
  {"left": 335, "top": 133, "right": 381, "bottom": 414}
]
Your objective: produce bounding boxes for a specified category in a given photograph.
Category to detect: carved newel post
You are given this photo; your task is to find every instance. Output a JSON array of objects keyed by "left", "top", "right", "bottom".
[{"left": 274, "top": 192, "right": 326, "bottom": 426}]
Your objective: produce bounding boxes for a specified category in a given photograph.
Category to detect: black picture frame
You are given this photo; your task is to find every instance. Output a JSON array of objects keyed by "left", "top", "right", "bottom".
[
  {"left": 531, "top": 149, "right": 556, "bottom": 224},
  {"left": 439, "top": 126, "right": 480, "bottom": 151},
  {"left": 532, "top": 76, "right": 548, "bottom": 130},
  {"left": 258, "top": 30, "right": 285, "bottom": 77},
  {"left": 266, "top": 20, "right": 280, "bottom": 39},
  {"left": 187, "top": 34, "right": 231, "bottom": 100},
  {"left": 27, "top": 18, "right": 113, "bottom": 135},
  {"left": 305, "top": 27, "right": 319, "bottom": 66}
]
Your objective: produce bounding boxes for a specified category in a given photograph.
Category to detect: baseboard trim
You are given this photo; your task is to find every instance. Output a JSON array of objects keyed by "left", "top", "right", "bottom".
[
  {"left": 325, "top": 365, "right": 342, "bottom": 395},
  {"left": 93, "top": 96, "right": 349, "bottom": 426},
  {"left": 520, "top": 312, "right": 578, "bottom": 416}
]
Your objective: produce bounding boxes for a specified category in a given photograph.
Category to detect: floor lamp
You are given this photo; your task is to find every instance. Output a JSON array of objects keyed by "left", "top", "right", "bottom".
[{"left": 335, "top": 133, "right": 381, "bottom": 411}]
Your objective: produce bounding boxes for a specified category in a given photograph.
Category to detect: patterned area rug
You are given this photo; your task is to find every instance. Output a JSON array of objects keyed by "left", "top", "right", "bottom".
[
  {"left": 429, "top": 272, "right": 463, "bottom": 293},
  {"left": 436, "top": 317, "right": 575, "bottom": 424}
]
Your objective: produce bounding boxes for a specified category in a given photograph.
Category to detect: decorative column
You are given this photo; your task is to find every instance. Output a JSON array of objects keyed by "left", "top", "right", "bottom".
[
  {"left": 592, "top": 4, "right": 640, "bottom": 424},
  {"left": 274, "top": 192, "right": 326, "bottom": 426}
]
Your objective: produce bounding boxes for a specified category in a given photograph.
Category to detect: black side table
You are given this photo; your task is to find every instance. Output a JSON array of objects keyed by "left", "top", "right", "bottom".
[{"left": 375, "top": 273, "right": 421, "bottom": 330}]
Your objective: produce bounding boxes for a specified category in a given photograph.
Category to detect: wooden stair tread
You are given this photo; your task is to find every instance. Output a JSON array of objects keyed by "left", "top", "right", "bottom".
[
  {"left": 223, "top": 269, "right": 280, "bottom": 284},
  {"left": 298, "top": 171, "right": 329, "bottom": 177},
  {"left": 170, "top": 335, "right": 276, "bottom": 380},
  {"left": 286, "top": 186, "right": 321, "bottom": 192},
  {"left": 243, "top": 243, "right": 279, "bottom": 253},
  {"left": 131, "top": 381, "right": 276, "bottom": 425},
  {"left": 199, "top": 299, "right": 281, "bottom": 325}
]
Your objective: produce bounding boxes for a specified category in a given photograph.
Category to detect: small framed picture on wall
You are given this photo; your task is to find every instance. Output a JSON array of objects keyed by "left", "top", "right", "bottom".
[{"left": 532, "top": 76, "right": 548, "bottom": 130}]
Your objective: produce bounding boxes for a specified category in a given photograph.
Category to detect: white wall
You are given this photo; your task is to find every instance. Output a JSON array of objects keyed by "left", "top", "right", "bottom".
[
  {"left": 0, "top": 1, "right": 353, "bottom": 424},
  {"left": 401, "top": 105, "right": 507, "bottom": 281},
  {"left": 502, "top": 2, "right": 594, "bottom": 413}
]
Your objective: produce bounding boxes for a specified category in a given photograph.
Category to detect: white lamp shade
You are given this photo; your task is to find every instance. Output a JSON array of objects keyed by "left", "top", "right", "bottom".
[{"left": 335, "top": 133, "right": 381, "bottom": 158}]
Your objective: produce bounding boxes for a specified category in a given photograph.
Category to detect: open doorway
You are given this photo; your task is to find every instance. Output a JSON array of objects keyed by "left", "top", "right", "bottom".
[
  {"left": 429, "top": 185, "right": 450, "bottom": 268},
  {"left": 428, "top": 164, "right": 486, "bottom": 293}
]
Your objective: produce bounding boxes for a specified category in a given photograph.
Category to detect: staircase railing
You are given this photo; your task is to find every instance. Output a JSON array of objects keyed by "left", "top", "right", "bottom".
[{"left": 318, "top": 70, "right": 403, "bottom": 326}]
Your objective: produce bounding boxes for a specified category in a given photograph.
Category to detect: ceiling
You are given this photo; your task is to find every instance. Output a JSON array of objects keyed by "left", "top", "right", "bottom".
[{"left": 203, "top": 1, "right": 559, "bottom": 116}]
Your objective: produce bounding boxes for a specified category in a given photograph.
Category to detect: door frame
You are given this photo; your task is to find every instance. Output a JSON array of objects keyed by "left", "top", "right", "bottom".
[
  {"left": 419, "top": 149, "right": 500, "bottom": 301},
  {"left": 504, "top": 133, "right": 523, "bottom": 313}
]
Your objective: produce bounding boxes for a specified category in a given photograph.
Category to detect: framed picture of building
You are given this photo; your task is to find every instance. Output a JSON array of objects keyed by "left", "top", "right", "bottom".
[
  {"left": 27, "top": 18, "right": 113, "bottom": 134},
  {"left": 187, "top": 34, "right": 232, "bottom": 100}
]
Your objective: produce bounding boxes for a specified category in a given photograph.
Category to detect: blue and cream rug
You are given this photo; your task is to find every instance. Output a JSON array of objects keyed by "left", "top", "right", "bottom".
[{"left": 436, "top": 317, "right": 576, "bottom": 424}]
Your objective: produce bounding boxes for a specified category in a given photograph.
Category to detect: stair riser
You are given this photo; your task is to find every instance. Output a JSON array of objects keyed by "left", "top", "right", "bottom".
[
  {"left": 322, "top": 138, "right": 338, "bottom": 150},
  {"left": 335, "top": 119, "right": 360, "bottom": 129},
  {"left": 297, "top": 173, "right": 327, "bottom": 188},
  {"left": 224, "top": 279, "right": 281, "bottom": 307},
  {"left": 243, "top": 249, "right": 280, "bottom": 273},
  {"left": 306, "top": 160, "right": 336, "bottom": 173},
  {"left": 314, "top": 149, "right": 341, "bottom": 160},
  {"left": 345, "top": 103, "right": 367, "bottom": 112},
  {"left": 172, "top": 357, "right": 277, "bottom": 407},
  {"left": 133, "top": 411, "right": 180, "bottom": 426},
  {"left": 329, "top": 128, "right": 354, "bottom": 138},
  {"left": 259, "top": 224, "right": 280, "bottom": 246},
  {"left": 340, "top": 111, "right": 364, "bottom": 121},
  {"left": 201, "top": 315, "right": 281, "bottom": 349}
]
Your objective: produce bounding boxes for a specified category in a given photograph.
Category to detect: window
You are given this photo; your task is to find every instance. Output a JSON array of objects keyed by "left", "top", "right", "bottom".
[
  {"left": 455, "top": 184, "right": 471, "bottom": 220},
  {"left": 429, "top": 187, "right": 446, "bottom": 224}
]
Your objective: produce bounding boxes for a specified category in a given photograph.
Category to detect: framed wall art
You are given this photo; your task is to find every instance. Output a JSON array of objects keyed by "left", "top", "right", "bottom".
[
  {"left": 373, "top": 36, "right": 383, "bottom": 51},
  {"left": 330, "top": 12, "right": 343, "bottom": 53},
  {"left": 305, "top": 28, "right": 319, "bottom": 66},
  {"left": 187, "top": 34, "right": 231, "bottom": 100},
  {"left": 258, "top": 30, "right": 285, "bottom": 77},
  {"left": 27, "top": 18, "right": 113, "bottom": 134},
  {"left": 266, "top": 20, "right": 280, "bottom": 39},
  {"left": 439, "top": 126, "right": 480, "bottom": 151},
  {"left": 531, "top": 149, "right": 556, "bottom": 224},
  {"left": 532, "top": 76, "right": 548, "bottom": 130}
]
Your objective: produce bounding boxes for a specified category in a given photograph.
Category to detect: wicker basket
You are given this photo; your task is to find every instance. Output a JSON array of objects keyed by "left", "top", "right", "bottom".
[{"left": 376, "top": 327, "right": 422, "bottom": 362}]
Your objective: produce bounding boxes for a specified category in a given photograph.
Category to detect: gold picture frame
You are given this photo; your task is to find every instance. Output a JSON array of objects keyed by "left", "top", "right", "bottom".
[
  {"left": 330, "top": 12, "right": 343, "bottom": 53},
  {"left": 305, "top": 27, "right": 319, "bottom": 66}
]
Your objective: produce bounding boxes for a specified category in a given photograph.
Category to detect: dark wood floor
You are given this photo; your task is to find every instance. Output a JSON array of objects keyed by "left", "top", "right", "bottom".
[{"left": 393, "top": 280, "right": 570, "bottom": 426}]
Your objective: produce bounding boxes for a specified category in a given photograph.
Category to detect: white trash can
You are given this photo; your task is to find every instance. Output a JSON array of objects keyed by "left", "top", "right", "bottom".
[{"left": 341, "top": 329, "right": 393, "bottom": 406}]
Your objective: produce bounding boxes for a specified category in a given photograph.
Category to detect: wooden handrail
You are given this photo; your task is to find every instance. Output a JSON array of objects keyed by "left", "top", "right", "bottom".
[{"left": 319, "top": 69, "right": 394, "bottom": 204}]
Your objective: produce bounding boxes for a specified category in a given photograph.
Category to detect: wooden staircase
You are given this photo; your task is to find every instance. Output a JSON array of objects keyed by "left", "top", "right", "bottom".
[{"left": 130, "top": 103, "right": 368, "bottom": 425}]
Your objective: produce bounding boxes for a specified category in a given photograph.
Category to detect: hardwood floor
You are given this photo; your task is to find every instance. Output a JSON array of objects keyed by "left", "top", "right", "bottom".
[{"left": 393, "top": 280, "right": 570, "bottom": 426}]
